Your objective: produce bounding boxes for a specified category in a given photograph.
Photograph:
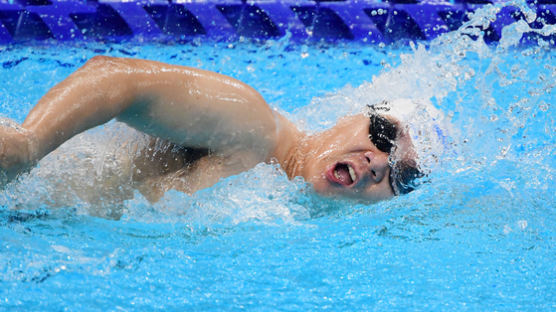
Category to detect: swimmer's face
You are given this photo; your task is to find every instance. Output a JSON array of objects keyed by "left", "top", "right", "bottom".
[{"left": 302, "top": 114, "right": 417, "bottom": 203}]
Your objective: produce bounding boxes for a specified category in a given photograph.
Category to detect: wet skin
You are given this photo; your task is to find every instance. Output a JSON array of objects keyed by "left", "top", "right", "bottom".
[
  {"left": 0, "top": 56, "right": 415, "bottom": 204},
  {"left": 302, "top": 115, "right": 395, "bottom": 201},
  {"left": 297, "top": 114, "right": 415, "bottom": 203},
  {"left": 132, "top": 113, "right": 415, "bottom": 203}
]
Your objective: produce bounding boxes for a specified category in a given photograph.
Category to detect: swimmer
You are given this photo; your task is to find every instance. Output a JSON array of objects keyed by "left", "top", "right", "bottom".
[{"left": 0, "top": 56, "right": 421, "bottom": 203}]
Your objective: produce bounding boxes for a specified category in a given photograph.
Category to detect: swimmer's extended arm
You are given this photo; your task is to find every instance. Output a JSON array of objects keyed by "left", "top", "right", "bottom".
[{"left": 22, "top": 56, "right": 281, "bottom": 163}]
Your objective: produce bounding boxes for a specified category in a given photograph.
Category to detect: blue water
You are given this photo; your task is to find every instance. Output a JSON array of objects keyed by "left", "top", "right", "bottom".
[{"left": 1, "top": 3, "right": 555, "bottom": 310}]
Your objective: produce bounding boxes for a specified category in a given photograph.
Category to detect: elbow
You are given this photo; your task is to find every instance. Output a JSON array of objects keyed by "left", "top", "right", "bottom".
[
  {"left": 80, "top": 56, "right": 137, "bottom": 89},
  {"left": 82, "top": 55, "right": 122, "bottom": 71},
  {"left": 78, "top": 56, "right": 136, "bottom": 103},
  {"left": 80, "top": 55, "right": 133, "bottom": 84},
  {"left": 87, "top": 55, "right": 113, "bottom": 63}
]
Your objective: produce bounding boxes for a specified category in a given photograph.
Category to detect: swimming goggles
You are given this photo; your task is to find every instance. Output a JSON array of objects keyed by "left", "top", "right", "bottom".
[{"left": 367, "top": 102, "right": 422, "bottom": 195}]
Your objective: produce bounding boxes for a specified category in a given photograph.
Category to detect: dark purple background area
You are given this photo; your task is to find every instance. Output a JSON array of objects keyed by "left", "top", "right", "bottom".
[{"left": 0, "top": 0, "right": 554, "bottom": 44}]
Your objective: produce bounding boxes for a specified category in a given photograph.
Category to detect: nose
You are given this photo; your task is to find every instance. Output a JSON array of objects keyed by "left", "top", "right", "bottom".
[{"left": 364, "top": 151, "right": 390, "bottom": 183}]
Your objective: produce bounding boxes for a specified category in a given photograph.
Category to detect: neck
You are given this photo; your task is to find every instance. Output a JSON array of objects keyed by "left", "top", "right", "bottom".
[
  {"left": 281, "top": 138, "right": 307, "bottom": 179},
  {"left": 269, "top": 114, "right": 308, "bottom": 179}
]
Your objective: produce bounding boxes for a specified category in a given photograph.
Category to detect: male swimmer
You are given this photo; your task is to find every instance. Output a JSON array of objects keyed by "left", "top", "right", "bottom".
[{"left": 0, "top": 56, "right": 421, "bottom": 203}]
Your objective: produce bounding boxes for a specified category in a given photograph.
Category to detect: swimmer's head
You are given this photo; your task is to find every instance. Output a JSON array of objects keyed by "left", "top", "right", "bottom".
[{"left": 298, "top": 111, "right": 422, "bottom": 203}]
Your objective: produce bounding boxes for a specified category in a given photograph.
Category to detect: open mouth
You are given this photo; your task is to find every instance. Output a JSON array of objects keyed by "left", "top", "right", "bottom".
[{"left": 328, "top": 162, "right": 357, "bottom": 186}]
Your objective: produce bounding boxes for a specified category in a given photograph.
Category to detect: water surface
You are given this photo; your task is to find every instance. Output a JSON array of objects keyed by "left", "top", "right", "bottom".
[{"left": 0, "top": 3, "right": 554, "bottom": 310}]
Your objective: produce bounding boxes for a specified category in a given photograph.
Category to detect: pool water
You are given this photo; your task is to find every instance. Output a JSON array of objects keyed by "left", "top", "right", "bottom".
[{"left": 1, "top": 3, "right": 555, "bottom": 310}]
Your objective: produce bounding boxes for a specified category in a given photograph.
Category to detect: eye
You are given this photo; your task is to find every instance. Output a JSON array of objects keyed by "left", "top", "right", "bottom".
[
  {"left": 388, "top": 166, "right": 399, "bottom": 196},
  {"left": 368, "top": 114, "right": 397, "bottom": 153},
  {"left": 390, "top": 160, "right": 424, "bottom": 195}
]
